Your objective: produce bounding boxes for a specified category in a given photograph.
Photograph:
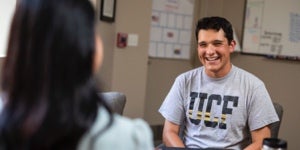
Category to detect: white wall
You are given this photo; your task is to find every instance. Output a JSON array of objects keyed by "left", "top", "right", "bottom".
[
  {"left": 0, "top": 0, "right": 16, "bottom": 57},
  {"left": 110, "top": 0, "right": 152, "bottom": 118}
]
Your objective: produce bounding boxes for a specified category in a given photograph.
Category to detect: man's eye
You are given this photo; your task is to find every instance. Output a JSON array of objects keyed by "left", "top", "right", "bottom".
[
  {"left": 198, "top": 43, "right": 207, "bottom": 47},
  {"left": 213, "top": 42, "right": 223, "bottom": 46}
]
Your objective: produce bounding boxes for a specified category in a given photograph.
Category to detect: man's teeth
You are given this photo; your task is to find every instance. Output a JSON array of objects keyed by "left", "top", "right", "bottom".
[{"left": 206, "top": 57, "right": 218, "bottom": 61}]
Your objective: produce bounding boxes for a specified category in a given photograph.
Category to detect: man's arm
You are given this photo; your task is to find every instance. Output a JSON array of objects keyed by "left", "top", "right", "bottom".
[
  {"left": 162, "top": 120, "right": 185, "bottom": 147},
  {"left": 244, "top": 126, "right": 271, "bottom": 150}
]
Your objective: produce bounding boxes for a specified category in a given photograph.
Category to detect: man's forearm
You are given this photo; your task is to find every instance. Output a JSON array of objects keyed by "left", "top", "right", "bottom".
[
  {"left": 163, "top": 132, "right": 185, "bottom": 147},
  {"left": 245, "top": 126, "right": 270, "bottom": 150}
]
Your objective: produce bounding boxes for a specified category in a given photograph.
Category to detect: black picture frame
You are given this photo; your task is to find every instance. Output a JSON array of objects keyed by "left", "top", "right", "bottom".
[{"left": 100, "top": 0, "right": 116, "bottom": 22}]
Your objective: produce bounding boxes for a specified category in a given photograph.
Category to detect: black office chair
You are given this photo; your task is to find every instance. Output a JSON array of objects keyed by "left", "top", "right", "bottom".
[
  {"left": 157, "top": 102, "right": 283, "bottom": 148},
  {"left": 98, "top": 92, "right": 126, "bottom": 115},
  {"left": 269, "top": 102, "right": 284, "bottom": 138}
]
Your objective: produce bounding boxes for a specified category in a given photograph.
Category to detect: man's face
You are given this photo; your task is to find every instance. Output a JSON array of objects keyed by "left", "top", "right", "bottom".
[{"left": 197, "top": 29, "right": 235, "bottom": 78}]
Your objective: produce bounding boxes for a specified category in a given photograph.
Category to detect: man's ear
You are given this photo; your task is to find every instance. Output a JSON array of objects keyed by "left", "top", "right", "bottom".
[{"left": 229, "top": 40, "right": 236, "bottom": 53}]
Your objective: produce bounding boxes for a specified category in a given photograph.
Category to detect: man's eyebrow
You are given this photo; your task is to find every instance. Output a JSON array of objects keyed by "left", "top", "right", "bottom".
[
  {"left": 198, "top": 40, "right": 224, "bottom": 43},
  {"left": 213, "top": 40, "right": 224, "bottom": 43}
]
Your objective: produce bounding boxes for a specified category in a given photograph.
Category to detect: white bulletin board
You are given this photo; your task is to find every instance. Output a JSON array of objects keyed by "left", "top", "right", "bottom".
[
  {"left": 242, "top": 0, "right": 300, "bottom": 59},
  {"left": 149, "top": 0, "right": 195, "bottom": 60}
]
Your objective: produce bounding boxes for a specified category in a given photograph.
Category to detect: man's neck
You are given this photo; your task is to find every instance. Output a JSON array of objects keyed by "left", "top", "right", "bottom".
[{"left": 205, "top": 64, "right": 232, "bottom": 78}]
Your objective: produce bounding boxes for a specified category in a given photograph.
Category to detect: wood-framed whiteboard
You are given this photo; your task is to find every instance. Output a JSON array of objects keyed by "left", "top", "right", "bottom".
[{"left": 242, "top": 0, "right": 300, "bottom": 59}]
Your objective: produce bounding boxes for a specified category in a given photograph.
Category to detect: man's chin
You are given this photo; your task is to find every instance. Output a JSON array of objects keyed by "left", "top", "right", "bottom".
[{"left": 204, "top": 65, "right": 220, "bottom": 73}]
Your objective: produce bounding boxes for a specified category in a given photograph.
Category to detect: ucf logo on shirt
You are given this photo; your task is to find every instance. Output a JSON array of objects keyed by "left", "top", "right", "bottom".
[{"left": 188, "top": 92, "right": 239, "bottom": 129}]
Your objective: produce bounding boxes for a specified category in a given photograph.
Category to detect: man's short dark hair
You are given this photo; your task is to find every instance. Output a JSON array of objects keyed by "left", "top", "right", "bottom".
[{"left": 195, "top": 16, "right": 233, "bottom": 44}]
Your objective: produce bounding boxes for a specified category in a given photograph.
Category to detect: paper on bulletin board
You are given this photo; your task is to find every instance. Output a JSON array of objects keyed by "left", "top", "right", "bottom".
[
  {"left": 149, "top": 0, "right": 195, "bottom": 60},
  {"left": 0, "top": 0, "right": 16, "bottom": 57}
]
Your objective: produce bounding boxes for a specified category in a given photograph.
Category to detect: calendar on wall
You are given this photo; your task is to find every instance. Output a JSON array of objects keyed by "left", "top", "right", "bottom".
[{"left": 149, "top": 0, "right": 195, "bottom": 60}]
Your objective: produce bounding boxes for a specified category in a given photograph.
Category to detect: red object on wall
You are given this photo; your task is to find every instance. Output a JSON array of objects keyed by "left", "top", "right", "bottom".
[{"left": 117, "top": 33, "right": 128, "bottom": 48}]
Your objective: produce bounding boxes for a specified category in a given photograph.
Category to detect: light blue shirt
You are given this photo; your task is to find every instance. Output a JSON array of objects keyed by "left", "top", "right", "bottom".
[{"left": 78, "top": 106, "right": 154, "bottom": 150}]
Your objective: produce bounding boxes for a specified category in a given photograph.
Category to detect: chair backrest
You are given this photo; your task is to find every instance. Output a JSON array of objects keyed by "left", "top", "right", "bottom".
[
  {"left": 99, "top": 92, "right": 126, "bottom": 115},
  {"left": 270, "top": 102, "right": 283, "bottom": 138}
]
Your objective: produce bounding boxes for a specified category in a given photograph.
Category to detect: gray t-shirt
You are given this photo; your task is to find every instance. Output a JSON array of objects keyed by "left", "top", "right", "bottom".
[{"left": 159, "top": 65, "right": 279, "bottom": 149}]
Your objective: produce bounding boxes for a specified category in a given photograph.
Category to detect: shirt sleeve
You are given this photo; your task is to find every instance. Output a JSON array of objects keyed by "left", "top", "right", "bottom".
[
  {"left": 77, "top": 108, "right": 154, "bottom": 150},
  {"left": 159, "top": 76, "right": 185, "bottom": 125},
  {"left": 248, "top": 84, "right": 279, "bottom": 131},
  {"left": 131, "top": 119, "right": 154, "bottom": 150}
]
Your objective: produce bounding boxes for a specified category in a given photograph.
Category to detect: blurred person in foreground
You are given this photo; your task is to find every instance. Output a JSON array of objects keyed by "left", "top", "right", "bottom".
[
  {"left": 159, "top": 16, "right": 279, "bottom": 150},
  {"left": 0, "top": 0, "right": 153, "bottom": 149}
]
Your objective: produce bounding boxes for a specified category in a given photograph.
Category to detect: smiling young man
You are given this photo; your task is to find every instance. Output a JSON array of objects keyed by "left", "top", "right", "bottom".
[{"left": 159, "top": 16, "right": 279, "bottom": 150}]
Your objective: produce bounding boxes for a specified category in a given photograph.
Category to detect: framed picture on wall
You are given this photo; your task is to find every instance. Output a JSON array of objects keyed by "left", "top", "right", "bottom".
[{"left": 100, "top": 0, "right": 116, "bottom": 22}]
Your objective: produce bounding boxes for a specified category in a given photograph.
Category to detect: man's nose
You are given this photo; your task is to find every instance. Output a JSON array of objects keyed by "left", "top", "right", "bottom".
[{"left": 206, "top": 44, "right": 216, "bottom": 55}]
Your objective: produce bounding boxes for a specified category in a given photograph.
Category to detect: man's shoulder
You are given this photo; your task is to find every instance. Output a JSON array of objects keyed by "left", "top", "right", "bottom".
[
  {"left": 233, "top": 65, "right": 264, "bottom": 83},
  {"left": 177, "top": 66, "right": 203, "bottom": 79}
]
